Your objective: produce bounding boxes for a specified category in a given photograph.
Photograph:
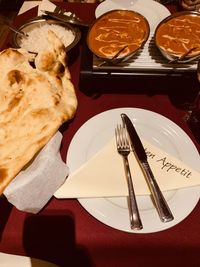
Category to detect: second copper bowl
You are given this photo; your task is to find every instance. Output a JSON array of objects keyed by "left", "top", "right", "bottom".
[
  {"left": 87, "top": 9, "right": 150, "bottom": 65},
  {"left": 155, "top": 11, "right": 200, "bottom": 63}
]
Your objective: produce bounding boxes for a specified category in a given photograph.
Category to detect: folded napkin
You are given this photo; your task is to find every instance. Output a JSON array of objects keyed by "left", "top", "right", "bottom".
[
  {"left": 4, "top": 132, "right": 68, "bottom": 213},
  {"left": 18, "top": 0, "right": 58, "bottom": 16},
  {"left": 0, "top": 252, "right": 58, "bottom": 267},
  {"left": 54, "top": 137, "right": 200, "bottom": 198},
  {"left": 38, "top": 0, "right": 57, "bottom": 16},
  {"left": 18, "top": 1, "right": 41, "bottom": 15}
]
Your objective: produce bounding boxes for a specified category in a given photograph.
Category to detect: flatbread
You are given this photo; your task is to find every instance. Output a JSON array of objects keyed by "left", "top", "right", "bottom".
[{"left": 0, "top": 30, "right": 77, "bottom": 194}]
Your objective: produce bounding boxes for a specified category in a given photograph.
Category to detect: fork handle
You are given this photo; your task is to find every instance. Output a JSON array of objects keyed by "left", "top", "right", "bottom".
[{"left": 123, "top": 156, "right": 143, "bottom": 230}]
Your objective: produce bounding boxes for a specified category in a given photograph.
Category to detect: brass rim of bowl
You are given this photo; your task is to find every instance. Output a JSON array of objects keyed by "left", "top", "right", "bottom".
[
  {"left": 12, "top": 15, "right": 81, "bottom": 52},
  {"left": 197, "top": 60, "right": 200, "bottom": 82},
  {"left": 87, "top": 9, "right": 150, "bottom": 61},
  {"left": 154, "top": 11, "right": 200, "bottom": 59}
]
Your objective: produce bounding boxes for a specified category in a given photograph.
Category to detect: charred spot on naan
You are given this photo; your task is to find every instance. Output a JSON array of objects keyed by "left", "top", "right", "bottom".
[
  {"left": 7, "top": 93, "right": 23, "bottom": 112},
  {"left": 0, "top": 167, "right": 7, "bottom": 180},
  {"left": 52, "top": 93, "right": 62, "bottom": 106},
  {"left": 1, "top": 48, "right": 30, "bottom": 66},
  {"left": 35, "top": 52, "right": 66, "bottom": 76},
  {"left": 53, "top": 61, "right": 65, "bottom": 75},
  {"left": 7, "top": 70, "right": 25, "bottom": 86},
  {"left": 0, "top": 167, "right": 8, "bottom": 192},
  {"left": 1, "top": 48, "right": 21, "bottom": 59},
  {"left": 36, "top": 51, "right": 56, "bottom": 71},
  {"left": 31, "top": 108, "right": 50, "bottom": 117}
]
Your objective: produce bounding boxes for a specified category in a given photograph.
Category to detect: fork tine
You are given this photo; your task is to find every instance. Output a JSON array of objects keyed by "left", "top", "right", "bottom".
[
  {"left": 123, "top": 126, "right": 129, "bottom": 148},
  {"left": 115, "top": 124, "right": 129, "bottom": 149},
  {"left": 115, "top": 124, "right": 123, "bottom": 148},
  {"left": 115, "top": 125, "right": 120, "bottom": 147}
]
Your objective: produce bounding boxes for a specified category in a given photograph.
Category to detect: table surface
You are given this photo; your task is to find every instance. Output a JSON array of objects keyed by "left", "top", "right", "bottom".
[{"left": 0, "top": 2, "right": 199, "bottom": 267}]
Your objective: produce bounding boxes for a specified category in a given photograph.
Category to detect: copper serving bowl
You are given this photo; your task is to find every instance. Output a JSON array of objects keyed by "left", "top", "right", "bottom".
[
  {"left": 155, "top": 11, "right": 200, "bottom": 63},
  {"left": 198, "top": 60, "right": 200, "bottom": 81},
  {"left": 87, "top": 9, "right": 150, "bottom": 65},
  {"left": 12, "top": 16, "right": 81, "bottom": 54}
]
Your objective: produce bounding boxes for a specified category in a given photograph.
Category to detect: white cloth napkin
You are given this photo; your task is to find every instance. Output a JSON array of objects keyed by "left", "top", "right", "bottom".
[
  {"left": 38, "top": 0, "right": 57, "bottom": 16},
  {"left": 37, "top": 0, "right": 73, "bottom": 16},
  {"left": 54, "top": 137, "right": 200, "bottom": 198},
  {"left": 18, "top": 0, "right": 57, "bottom": 16},
  {"left": 0, "top": 252, "right": 58, "bottom": 267},
  {"left": 18, "top": 1, "right": 41, "bottom": 15},
  {"left": 4, "top": 132, "right": 68, "bottom": 214}
]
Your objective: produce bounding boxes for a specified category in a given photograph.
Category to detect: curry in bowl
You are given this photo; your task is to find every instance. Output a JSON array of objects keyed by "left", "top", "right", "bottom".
[
  {"left": 155, "top": 11, "right": 200, "bottom": 61},
  {"left": 87, "top": 9, "right": 150, "bottom": 63}
]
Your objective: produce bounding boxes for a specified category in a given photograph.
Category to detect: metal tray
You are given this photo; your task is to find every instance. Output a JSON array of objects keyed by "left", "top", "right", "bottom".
[{"left": 79, "top": 32, "right": 198, "bottom": 96}]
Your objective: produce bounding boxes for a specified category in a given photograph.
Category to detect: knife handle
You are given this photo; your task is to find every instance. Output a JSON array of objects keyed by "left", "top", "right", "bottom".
[{"left": 141, "top": 161, "right": 174, "bottom": 223}]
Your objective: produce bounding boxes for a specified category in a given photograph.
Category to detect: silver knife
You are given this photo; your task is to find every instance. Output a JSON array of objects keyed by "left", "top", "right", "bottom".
[{"left": 121, "top": 113, "right": 174, "bottom": 223}]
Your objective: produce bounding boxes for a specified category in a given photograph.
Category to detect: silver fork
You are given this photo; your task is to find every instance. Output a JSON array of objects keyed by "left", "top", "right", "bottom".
[{"left": 115, "top": 125, "right": 143, "bottom": 230}]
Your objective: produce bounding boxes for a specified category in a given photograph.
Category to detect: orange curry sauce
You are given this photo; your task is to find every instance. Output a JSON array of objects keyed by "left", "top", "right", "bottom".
[
  {"left": 156, "top": 14, "right": 200, "bottom": 56},
  {"left": 88, "top": 10, "right": 149, "bottom": 58}
]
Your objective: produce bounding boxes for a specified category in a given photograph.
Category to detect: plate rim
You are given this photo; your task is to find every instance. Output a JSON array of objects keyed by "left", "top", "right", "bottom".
[{"left": 67, "top": 107, "right": 200, "bottom": 233}]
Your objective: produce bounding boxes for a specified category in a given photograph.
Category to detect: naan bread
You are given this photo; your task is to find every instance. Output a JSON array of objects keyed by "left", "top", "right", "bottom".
[{"left": 0, "top": 30, "right": 77, "bottom": 194}]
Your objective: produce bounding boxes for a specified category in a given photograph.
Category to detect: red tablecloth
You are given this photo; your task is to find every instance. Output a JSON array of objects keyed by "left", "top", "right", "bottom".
[{"left": 0, "top": 3, "right": 199, "bottom": 267}]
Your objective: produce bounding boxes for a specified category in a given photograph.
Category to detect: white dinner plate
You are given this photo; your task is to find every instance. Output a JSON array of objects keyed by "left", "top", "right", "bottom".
[
  {"left": 95, "top": 0, "right": 171, "bottom": 31},
  {"left": 67, "top": 108, "right": 200, "bottom": 233}
]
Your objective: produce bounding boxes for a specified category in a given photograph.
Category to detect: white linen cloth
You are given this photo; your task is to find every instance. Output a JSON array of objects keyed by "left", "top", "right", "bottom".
[
  {"left": 18, "top": 0, "right": 71, "bottom": 16},
  {"left": 4, "top": 132, "right": 68, "bottom": 213},
  {"left": 18, "top": 1, "right": 41, "bottom": 15},
  {"left": 18, "top": 0, "right": 55, "bottom": 16},
  {"left": 38, "top": 0, "right": 58, "bottom": 16},
  {"left": 0, "top": 252, "right": 58, "bottom": 267}
]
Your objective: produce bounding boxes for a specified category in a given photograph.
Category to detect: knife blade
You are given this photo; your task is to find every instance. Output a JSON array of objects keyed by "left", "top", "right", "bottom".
[{"left": 121, "top": 113, "right": 174, "bottom": 223}]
